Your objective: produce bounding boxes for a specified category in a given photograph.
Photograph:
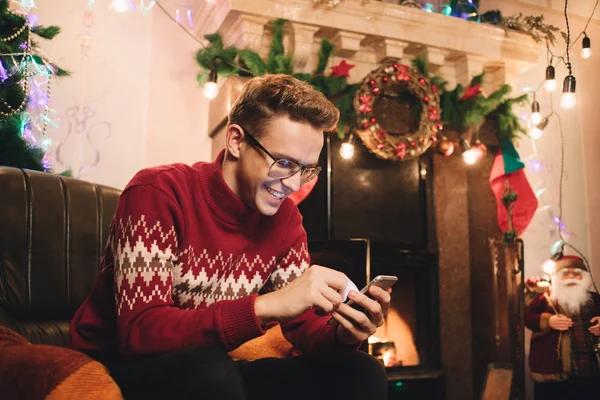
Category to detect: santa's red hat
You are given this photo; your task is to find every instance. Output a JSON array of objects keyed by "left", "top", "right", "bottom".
[{"left": 553, "top": 255, "right": 588, "bottom": 274}]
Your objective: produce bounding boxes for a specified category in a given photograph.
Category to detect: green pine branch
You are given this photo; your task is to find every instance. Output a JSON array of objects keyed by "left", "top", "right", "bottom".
[
  {"left": 266, "top": 19, "right": 287, "bottom": 73},
  {"left": 31, "top": 25, "right": 61, "bottom": 40},
  {"left": 411, "top": 58, "right": 428, "bottom": 77},
  {"left": 194, "top": 20, "right": 356, "bottom": 138},
  {"left": 314, "top": 40, "right": 334, "bottom": 75}
]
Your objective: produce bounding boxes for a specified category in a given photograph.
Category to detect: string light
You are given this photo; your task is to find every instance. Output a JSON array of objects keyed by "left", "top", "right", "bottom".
[
  {"left": 544, "top": 65, "right": 557, "bottom": 92},
  {"left": 560, "top": 0, "right": 576, "bottom": 110},
  {"left": 340, "top": 134, "right": 355, "bottom": 159},
  {"left": 203, "top": 69, "right": 219, "bottom": 100},
  {"left": 110, "top": 0, "right": 131, "bottom": 13},
  {"left": 529, "top": 117, "right": 549, "bottom": 140},
  {"left": 461, "top": 139, "right": 484, "bottom": 165},
  {"left": 530, "top": 99, "right": 542, "bottom": 125},
  {"left": 582, "top": 33, "right": 591, "bottom": 59},
  {"left": 560, "top": 74, "right": 576, "bottom": 109},
  {"left": 542, "top": 249, "right": 564, "bottom": 274}
]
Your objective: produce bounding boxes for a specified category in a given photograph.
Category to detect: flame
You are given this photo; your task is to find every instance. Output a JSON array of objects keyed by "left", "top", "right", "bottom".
[{"left": 382, "top": 349, "right": 395, "bottom": 367}]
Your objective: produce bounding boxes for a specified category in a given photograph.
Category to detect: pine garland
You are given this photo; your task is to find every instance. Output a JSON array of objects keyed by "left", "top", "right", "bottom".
[
  {"left": 195, "top": 19, "right": 526, "bottom": 144},
  {"left": 195, "top": 19, "right": 358, "bottom": 137},
  {"left": 412, "top": 57, "right": 527, "bottom": 143},
  {"left": 0, "top": 0, "right": 67, "bottom": 171}
]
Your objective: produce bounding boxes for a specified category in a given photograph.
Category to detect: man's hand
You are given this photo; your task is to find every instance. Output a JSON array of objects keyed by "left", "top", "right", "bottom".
[
  {"left": 549, "top": 314, "right": 573, "bottom": 331},
  {"left": 254, "top": 265, "right": 347, "bottom": 325},
  {"left": 590, "top": 316, "right": 600, "bottom": 336},
  {"left": 331, "top": 286, "right": 391, "bottom": 346}
]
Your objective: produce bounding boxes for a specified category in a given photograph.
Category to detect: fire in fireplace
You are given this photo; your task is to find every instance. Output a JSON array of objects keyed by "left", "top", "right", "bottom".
[{"left": 308, "top": 240, "right": 441, "bottom": 370}]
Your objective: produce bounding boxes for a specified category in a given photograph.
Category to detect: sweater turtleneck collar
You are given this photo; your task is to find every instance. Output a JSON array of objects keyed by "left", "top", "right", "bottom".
[{"left": 193, "top": 150, "right": 260, "bottom": 226}]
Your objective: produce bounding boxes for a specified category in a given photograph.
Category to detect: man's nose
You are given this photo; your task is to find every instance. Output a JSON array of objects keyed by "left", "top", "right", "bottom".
[{"left": 281, "top": 171, "right": 302, "bottom": 192}]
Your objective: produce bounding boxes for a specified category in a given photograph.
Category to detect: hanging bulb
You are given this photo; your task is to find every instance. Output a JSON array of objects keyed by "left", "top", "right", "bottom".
[
  {"left": 530, "top": 127, "right": 543, "bottom": 140},
  {"left": 530, "top": 117, "right": 549, "bottom": 140},
  {"left": 340, "top": 134, "right": 355, "bottom": 159},
  {"left": 462, "top": 149, "right": 479, "bottom": 165},
  {"left": 461, "top": 139, "right": 482, "bottom": 165},
  {"left": 110, "top": 0, "right": 130, "bottom": 12},
  {"left": 560, "top": 75, "right": 576, "bottom": 109},
  {"left": 543, "top": 248, "right": 564, "bottom": 274},
  {"left": 530, "top": 100, "right": 542, "bottom": 125},
  {"left": 582, "top": 34, "right": 592, "bottom": 59},
  {"left": 340, "top": 142, "right": 355, "bottom": 159},
  {"left": 203, "top": 70, "right": 219, "bottom": 100},
  {"left": 542, "top": 259, "right": 556, "bottom": 274},
  {"left": 544, "top": 65, "right": 557, "bottom": 92}
]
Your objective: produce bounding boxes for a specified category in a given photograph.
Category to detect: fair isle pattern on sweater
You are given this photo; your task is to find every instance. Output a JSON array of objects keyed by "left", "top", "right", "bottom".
[
  {"left": 113, "top": 215, "right": 311, "bottom": 314},
  {"left": 70, "top": 152, "right": 357, "bottom": 359},
  {"left": 113, "top": 215, "right": 177, "bottom": 315}
]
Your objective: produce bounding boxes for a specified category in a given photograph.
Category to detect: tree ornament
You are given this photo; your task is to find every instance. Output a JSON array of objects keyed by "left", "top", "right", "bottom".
[
  {"left": 437, "top": 136, "right": 454, "bottom": 156},
  {"left": 353, "top": 61, "right": 441, "bottom": 161}
]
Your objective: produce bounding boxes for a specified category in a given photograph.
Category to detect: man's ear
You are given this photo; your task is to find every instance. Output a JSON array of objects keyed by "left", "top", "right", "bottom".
[{"left": 225, "top": 124, "right": 245, "bottom": 160}]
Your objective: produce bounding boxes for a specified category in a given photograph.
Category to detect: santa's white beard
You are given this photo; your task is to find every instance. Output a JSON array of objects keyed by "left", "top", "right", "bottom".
[{"left": 550, "top": 272, "right": 593, "bottom": 315}]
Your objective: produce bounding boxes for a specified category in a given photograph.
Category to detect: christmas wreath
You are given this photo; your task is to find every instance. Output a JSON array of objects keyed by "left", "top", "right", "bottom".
[{"left": 353, "top": 62, "right": 442, "bottom": 161}]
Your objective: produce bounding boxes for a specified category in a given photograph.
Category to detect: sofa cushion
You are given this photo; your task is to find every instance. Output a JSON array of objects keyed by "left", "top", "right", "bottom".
[{"left": 0, "top": 326, "right": 122, "bottom": 399}]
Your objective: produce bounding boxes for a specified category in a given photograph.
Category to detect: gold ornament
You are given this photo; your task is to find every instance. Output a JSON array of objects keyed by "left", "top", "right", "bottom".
[{"left": 437, "top": 136, "right": 454, "bottom": 156}]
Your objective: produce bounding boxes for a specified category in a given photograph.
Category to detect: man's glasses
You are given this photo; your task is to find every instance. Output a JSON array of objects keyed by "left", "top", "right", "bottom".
[{"left": 239, "top": 125, "right": 322, "bottom": 184}]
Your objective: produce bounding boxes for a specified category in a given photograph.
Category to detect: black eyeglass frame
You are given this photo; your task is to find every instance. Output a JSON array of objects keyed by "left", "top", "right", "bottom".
[{"left": 237, "top": 124, "right": 322, "bottom": 183}]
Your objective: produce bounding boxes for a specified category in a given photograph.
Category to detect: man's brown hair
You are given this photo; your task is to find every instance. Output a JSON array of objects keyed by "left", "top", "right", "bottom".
[{"left": 228, "top": 74, "right": 339, "bottom": 138}]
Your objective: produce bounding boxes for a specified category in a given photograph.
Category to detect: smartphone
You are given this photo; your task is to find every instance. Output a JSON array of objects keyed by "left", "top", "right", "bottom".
[{"left": 327, "top": 275, "right": 398, "bottom": 326}]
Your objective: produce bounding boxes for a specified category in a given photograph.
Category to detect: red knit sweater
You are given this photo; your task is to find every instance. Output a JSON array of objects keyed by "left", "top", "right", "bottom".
[{"left": 70, "top": 151, "right": 352, "bottom": 361}]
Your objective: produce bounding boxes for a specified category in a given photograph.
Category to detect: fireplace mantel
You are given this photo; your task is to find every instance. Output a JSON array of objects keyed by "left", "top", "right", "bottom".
[
  {"left": 195, "top": 0, "right": 544, "bottom": 142},
  {"left": 194, "top": 0, "right": 543, "bottom": 83}
]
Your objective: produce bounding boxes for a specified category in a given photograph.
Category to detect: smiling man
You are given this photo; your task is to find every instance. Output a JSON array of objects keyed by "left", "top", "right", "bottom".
[{"left": 70, "top": 74, "right": 389, "bottom": 400}]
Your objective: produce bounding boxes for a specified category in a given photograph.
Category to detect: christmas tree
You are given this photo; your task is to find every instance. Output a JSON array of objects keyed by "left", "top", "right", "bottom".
[{"left": 0, "top": 0, "right": 66, "bottom": 171}]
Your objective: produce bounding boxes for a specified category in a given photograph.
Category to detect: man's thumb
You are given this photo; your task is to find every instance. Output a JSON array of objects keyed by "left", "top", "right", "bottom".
[{"left": 590, "top": 316, "right": 600, "bottom": 324}]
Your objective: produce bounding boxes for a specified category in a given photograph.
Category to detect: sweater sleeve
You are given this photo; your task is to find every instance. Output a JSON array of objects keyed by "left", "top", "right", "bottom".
[
  {"left": 524, "top": 294, "right": 553, "bottom": 333},
  {"left": 264, "top": 209, "right": 359, "bottom": 359},
  {"left": 113, "top": 184, "right": 264, "bottom": 358}
]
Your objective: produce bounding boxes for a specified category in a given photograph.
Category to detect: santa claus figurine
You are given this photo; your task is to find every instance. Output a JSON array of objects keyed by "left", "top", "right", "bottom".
[{"left": 525, "top": 255, "right": 600, "bottom": 399}]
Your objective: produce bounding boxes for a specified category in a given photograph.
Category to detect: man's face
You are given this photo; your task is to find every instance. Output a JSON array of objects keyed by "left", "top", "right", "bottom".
[{"left": 236, "top": 116, "right": 324, "bottom": 216}]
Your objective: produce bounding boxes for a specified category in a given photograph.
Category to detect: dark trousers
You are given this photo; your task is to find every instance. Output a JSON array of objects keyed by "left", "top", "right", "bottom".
[
  {"left": 534, "top": 378, "right": 600, "bottom": 400},
  {"left": 106, "top": 347, "right": 388, "bottom": 400}
]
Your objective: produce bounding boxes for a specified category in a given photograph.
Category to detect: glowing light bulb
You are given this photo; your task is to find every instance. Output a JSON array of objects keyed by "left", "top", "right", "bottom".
[
  {"left": 462, "top": 148, "right": 479, "bottom": 165},
  {"left": 203, "top": 82, "right": 219, "bottom": 100},
  {"left": 340, "top": 142, "right": 355, "bottom": 159},
  {"left": 544, "top": 79, "right": 557, "bottom": 92},
  {"left": 530, "top": 112, "right": 542, "bottom": 125},
  {"left": 542, "top": 259, "right": 556, "bottom": 275},
  {"left": 110, "top": 0, "right": 129, "bottom": 12},
  {"left": 582, "top": 35, "right": 591, "bottom": 59},
  {"left": 560, "top": 92, "right": 576, "bottom": 109},
  {"left": 530, "top": 126, "right": 543, "bottom": 140},
  {"left": 582, "top": 48, "right": 592, "bottom": 59}
]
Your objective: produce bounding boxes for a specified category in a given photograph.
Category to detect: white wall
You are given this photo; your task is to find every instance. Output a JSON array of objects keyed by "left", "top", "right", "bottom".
[
  {"left": 36, "top": 0, "right": 211, "bottom": 190},
  {"left": 145, "top": 5, "right": 212, "bottom": 169},
  {"left": 482, "top": 0, "right": 600, "bottom": 285}
]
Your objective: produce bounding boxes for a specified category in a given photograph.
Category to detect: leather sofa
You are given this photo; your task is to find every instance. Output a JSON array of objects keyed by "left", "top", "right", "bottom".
[
  {"left": 0, "top": 166, "right": 121, "bottom": 346},
  {"left": 0, "top": 166, "right": 370, "bottom": 350}
]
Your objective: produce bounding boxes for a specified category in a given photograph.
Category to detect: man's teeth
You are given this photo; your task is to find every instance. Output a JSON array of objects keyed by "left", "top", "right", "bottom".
[{"left": 265, "top": 186, "right": 284, "bottom": 199}]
